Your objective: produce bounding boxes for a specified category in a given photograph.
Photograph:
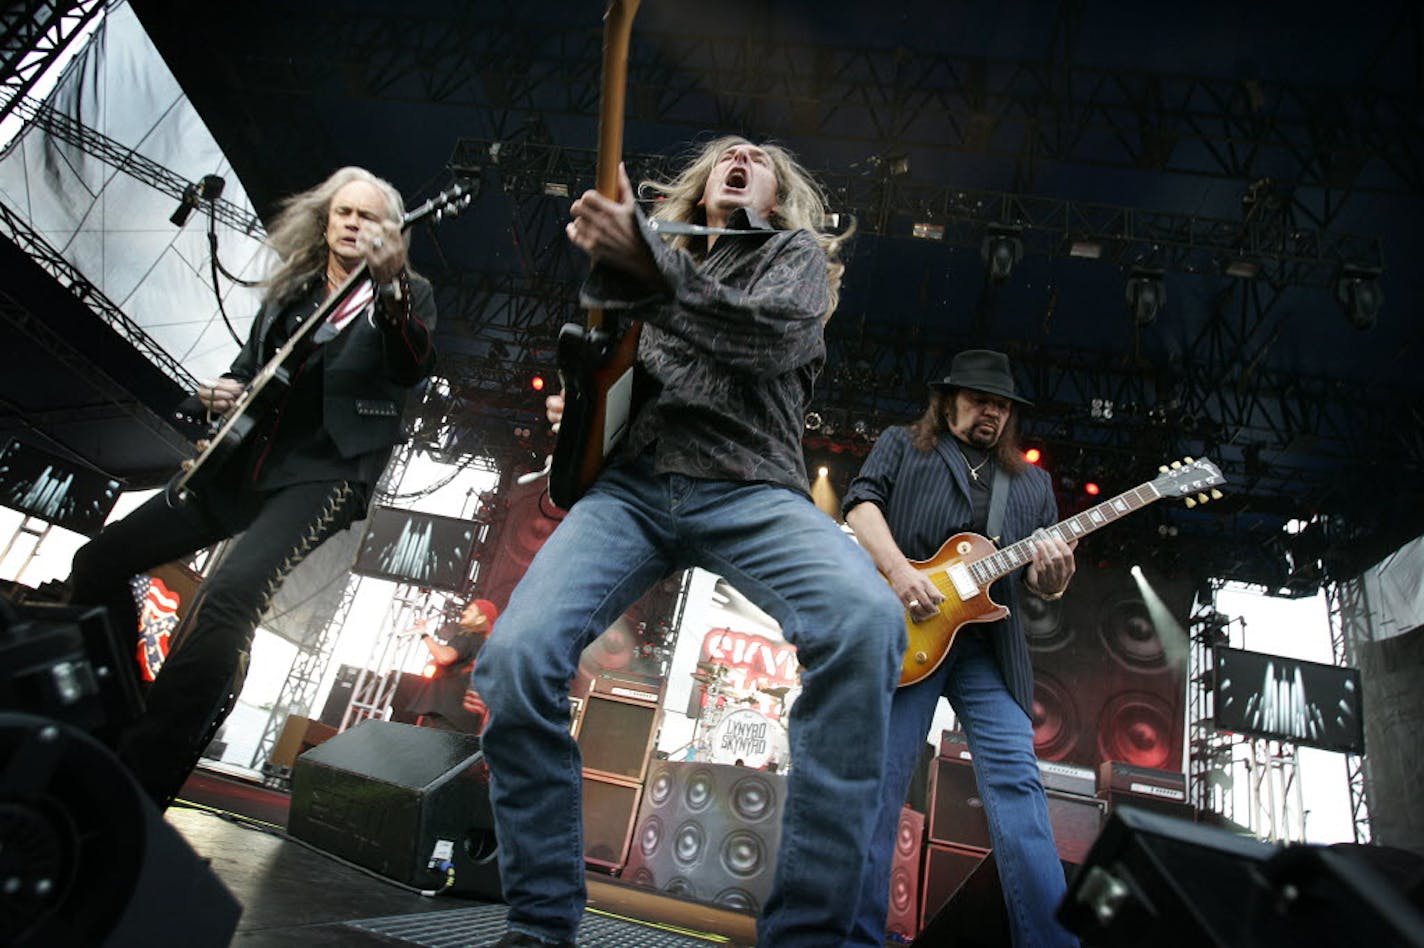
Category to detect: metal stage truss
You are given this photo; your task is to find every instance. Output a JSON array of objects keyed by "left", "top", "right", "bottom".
[{"left": 1326, "top": 575, "right": 1374, "bottom": 844}]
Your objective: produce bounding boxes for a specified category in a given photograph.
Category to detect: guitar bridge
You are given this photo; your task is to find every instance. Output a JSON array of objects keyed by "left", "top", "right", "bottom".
[{"left": 946, "top": 562, "right": 980, "bottom": 601}]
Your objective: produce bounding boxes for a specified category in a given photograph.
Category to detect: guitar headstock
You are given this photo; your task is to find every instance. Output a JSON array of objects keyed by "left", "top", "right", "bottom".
[
  {"left": 404, "top": 179, "right": 478, "bottom": 228},
  {"left": 1151, "top": 457, "right": 1226, "bottom": 508}
]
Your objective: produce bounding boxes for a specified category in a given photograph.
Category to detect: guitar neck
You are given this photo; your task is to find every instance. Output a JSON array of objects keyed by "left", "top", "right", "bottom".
[
  {"left": 587, "top": 0, "right": 638, "bottom": 331},
  {"left": 969, "top": 480, "right": 1163, "bottom": 585}
]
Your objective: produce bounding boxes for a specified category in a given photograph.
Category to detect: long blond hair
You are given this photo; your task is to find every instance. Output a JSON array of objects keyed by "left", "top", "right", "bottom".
[
  {"left": 261, "top": 166, "right": 405, "bottom": 305},
  {"left": 641, "top": 136, "right": 851, "bottom": 319}
]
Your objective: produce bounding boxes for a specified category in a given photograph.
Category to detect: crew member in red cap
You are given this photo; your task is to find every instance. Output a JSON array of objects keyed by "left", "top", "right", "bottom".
[{"left": 408, "top": 598, "right": 498, "bottom": 733}]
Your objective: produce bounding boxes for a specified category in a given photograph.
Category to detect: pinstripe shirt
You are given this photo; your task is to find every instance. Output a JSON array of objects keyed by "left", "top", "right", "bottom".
[{"left": 842, "top": 424, "right": 1058, "bottom": 715}]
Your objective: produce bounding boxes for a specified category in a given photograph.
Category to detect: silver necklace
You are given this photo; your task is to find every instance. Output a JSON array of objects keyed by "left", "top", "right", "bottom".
[{"left": 967, "top": 456, "right": 991, "bottom": 482}]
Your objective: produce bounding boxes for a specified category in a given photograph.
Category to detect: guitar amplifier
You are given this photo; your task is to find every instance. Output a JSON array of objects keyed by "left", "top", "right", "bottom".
[
  {"left": 1096, "top": 761, "right": 1188, "bottom": 804},
  {"left": 1037, "top": 759, "right": 1097, "bottom": 797},
  {"left": 938, "top": 729, "right": 972, "bottom": 762},
  {"left": 591, "top": 672, "right": 663, "bottom": 705}
]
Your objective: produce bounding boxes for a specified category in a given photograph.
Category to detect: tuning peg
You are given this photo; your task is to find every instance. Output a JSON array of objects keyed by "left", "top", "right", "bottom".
[
  {"left": 1184, "top": 496, "right": 1197, "bottom": 508},
  {"left": 1184, "top": 456, "right": 1195, "bottom": 464},
  {"left": 1171, "top": 461, "right": 1183, "bottom": 469},
  {"left": 1160, "top": 465, "right": 1170, "bottom": 474},
  {"left": 1210, "top": 488, "right": 1223, "bottom": 500},
  {"left": 1197, "top": 492, "right": 1210, "bottom": 504}
]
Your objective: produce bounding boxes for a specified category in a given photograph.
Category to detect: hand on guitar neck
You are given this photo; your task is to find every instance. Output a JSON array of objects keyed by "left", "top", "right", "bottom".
[
  {"left": 196, "top": 377, "right": 244, "bottom": 416},
  {"left": 566, "top": 162, "right": 661, "bottom": 286}
]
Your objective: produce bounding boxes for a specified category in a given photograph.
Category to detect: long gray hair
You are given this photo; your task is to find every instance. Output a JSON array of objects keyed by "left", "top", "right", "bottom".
[{"left": 261, "top": 166, "right": 405, "bottom": 305}]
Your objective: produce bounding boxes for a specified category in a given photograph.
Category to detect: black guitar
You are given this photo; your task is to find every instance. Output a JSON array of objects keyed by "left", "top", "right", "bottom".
[
  {"left": 545, "top": 0, "right": 642, "bottom": 510},
  {"left": 164, "top": 181, "right": 474, "bottom": 506}
]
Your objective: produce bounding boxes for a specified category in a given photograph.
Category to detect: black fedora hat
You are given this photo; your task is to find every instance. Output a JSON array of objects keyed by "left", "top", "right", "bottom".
[{"left": 930, "top": 349, "right": 1033, "bottom": 406}]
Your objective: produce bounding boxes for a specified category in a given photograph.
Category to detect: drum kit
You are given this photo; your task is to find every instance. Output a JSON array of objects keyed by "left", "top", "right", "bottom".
[{"left": 689, "top": 661, "right": 793, "bottom": 770}]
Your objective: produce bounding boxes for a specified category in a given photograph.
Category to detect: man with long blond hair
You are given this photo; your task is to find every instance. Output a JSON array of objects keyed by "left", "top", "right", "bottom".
[
  {"left": 67, "top": 166, "right": 436, "bottom": 809},
  {"left": 474, "top": 137, "right": 904, "bottom": 948}
]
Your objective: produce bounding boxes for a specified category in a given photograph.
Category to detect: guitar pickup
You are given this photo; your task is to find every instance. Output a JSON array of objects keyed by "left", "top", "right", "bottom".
[{"left": 946, "top": 562, "right": 980, "bottom": 601}]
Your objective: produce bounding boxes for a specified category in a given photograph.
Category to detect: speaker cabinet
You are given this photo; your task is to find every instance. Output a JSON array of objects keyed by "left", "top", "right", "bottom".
[
  {"left": 582, "top": 775, "right": 643, "bottom": 871},
  {"left": 289, "top": 720, "right": 500, "bottom": 899},
  {"left": 927, "top": 754, "right": 1105, "bottom": 864},
  {"left": 623, "top": 761, "right": 787, "bottom": 915},
  {"left": 575, "top": 692, "right": 660, "bottom": 783},
  {"left": 927, "top": 754, "right": 991, "bottom": 850},
  {"left": 919, "top": 843, "right": 992, "bottom": 934},
  {"left": 1026, "top": 562, "right": 1191, "bottom": 770},
  {"left": 887, "top": 806, "right": 925, "bottom": 940},
  {"left": 1045, "top": 791, "right": 1107, "bottom": 864}
]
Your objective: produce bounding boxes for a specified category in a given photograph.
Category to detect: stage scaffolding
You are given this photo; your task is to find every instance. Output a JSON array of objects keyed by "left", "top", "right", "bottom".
[{"left": 1326, "top": 575, "right": 1375, "bottom": 843}]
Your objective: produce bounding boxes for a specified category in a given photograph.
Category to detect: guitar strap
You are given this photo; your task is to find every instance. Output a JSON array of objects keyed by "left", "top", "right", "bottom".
[{"left": 986, "top": 465, "right": 1009, "bottom": 546}]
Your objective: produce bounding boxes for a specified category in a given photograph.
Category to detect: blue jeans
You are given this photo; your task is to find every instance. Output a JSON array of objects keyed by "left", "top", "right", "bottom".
[
  {"left": 473, "top": 459, "right": 904, "bottom": 946},
  {"left": 847, "top": 631, "right": 1078, "bottom": 948}
]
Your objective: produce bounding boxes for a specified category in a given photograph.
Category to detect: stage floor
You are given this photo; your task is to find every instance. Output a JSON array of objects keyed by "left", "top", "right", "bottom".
[{"left": 171, "top": 768, "right": 759, "bottom": 947}]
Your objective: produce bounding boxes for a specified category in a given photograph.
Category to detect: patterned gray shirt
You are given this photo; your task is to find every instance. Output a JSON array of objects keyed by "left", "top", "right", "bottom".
[{"left": 581, "top": 207, "right": 829, "bottom": 495}]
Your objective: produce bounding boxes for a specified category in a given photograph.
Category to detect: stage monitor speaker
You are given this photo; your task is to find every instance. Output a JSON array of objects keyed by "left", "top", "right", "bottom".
[
  {"left": 623, "top": 761, "right": 787, "bottom": 915},
  {"left": 887, "top": 806, "right": 925, "bottom": 941},
  {"left": 0, "top": 712, "right": 241, "bottom": 947},
  {"left": 576, "top": 691, "right": 660, "bottom": 783},
  {"left": 582, "top": 774, "right": 643, "bottom": 871},
  {"left": 289, "top": 720, "right": 500, "bottom": 899},
  {"left": 1059, "top": 806, "right": 1424, "bottom": 946}
]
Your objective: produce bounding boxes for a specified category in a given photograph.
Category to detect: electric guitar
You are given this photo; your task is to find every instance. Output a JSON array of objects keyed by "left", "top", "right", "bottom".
[
  {"left": 895, "top": 457, "right": 1225, "bottom": 687},
  {"left": 545, "top": 0, "right": 642, "bottom": 510},
  {"left": 164, "top": 181, "right": 474, "bottom": 506}
]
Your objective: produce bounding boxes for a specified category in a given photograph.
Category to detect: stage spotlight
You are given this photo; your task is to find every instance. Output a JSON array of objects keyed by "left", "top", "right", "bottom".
[
  {"left": 1024, "top": 447, "right": 1042, "bottom": 465},
  {"left": 817, "top": 466, "right": 829, "bottom": 478},
  {"left": 530, "top": 375, "right": 546, "bottom": 392},
  {"left": 1125, "top": 268, "right": 1166, "bottom": 326},
  {"left": 1084, "top": 482, "right": 1101, "bottom": 496},
  {"left": 804, "top": 412, "right": 822, "bottom": 432},
  {"left": 981, "top": 225, "right": 1023, "bottom": 282},
  {"left": 1335, "top": 266, "right": 1383, "bottom": 330}
]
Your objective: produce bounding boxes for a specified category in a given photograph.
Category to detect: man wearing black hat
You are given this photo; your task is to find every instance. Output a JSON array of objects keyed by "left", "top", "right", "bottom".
[{"left": 843, "top": 349, "right": 1079, "bottom": 947}]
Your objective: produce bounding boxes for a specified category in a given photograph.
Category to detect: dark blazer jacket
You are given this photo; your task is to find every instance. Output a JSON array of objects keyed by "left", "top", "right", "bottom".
[
  {"left": 224, "top": 274, "right": 437, "bottom": 479},
  {"left": 842, "top": 424, "right": 1058, "bottom": 717}
]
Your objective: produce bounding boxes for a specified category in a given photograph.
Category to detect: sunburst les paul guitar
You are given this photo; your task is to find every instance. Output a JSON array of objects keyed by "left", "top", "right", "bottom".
[
  {"left": 895, "top": 456, "right": 1225, "bottom": 687},
  {"left": 163, "top": 181, "right": 474, "bottom": 506}
]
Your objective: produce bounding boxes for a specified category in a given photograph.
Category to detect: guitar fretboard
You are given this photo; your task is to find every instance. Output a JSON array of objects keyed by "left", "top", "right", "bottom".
[{"left": 968, "top": 482, "right": 1162, "bottom": 586}]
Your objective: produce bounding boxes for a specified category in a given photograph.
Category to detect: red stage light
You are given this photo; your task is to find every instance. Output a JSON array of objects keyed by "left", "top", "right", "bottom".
[
  {"left": 1024, "top": 447, "right": 1042, "bottom": 464},
  {"left": 1084, "top": 482, "right": 1101, "bottom": 496},
  {"left": 531, "top": 375, "right": 546, "bottom": 392},
  {"left": 422, "top": 663, "right": 438, "bottom": 679}
]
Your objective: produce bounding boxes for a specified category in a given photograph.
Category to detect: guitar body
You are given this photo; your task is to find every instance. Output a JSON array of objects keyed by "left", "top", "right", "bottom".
[
  {"left": 891, "top": 456, "right": 1227, "bottom": 688},
  {"left": 164, "top": 368, "right": 291, "bottom": 505},
  {"left": 547, "top": 319, "right": 642, "bottom": 509},
  {"left": 899, "top": 531, "right": 1010, "bottom": 688}
]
